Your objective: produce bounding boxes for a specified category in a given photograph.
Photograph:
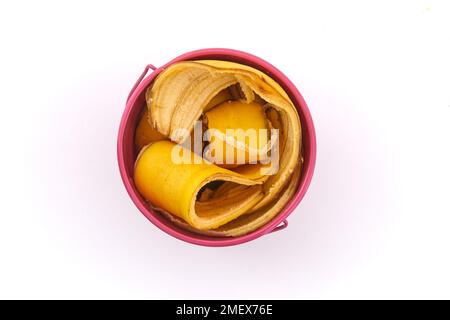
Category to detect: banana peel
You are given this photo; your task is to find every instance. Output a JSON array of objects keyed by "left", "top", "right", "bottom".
[
  {"left": 204, "top": 100, "right": 269, "bottom": 167},
  {"left": 134, "top": 60, "right": 302, "bottom": 236},
  {"left": 134, "top": 140, "right": 263, "bottom": 230},
  {"left": 134, "top": 109, "right": 166, "bottom": 150}
]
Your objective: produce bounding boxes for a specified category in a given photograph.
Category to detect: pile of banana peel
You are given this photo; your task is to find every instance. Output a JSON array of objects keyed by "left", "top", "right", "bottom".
[{"left": 134, "top": 60, "right": 302, "bottom": 237}]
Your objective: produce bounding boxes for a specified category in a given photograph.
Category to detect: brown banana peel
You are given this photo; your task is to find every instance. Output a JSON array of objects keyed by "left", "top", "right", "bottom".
[{"left": 134, "top": 60, "right": 302, "bottom": 236}]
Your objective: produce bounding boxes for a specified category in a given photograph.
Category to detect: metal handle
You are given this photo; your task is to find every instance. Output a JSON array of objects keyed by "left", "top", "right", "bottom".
[
  {"left": 127, "top": 64, "right": 158, "bottom": 103},
  {"left": 269, "top": 220, "right": 288, "bottom": 234}
]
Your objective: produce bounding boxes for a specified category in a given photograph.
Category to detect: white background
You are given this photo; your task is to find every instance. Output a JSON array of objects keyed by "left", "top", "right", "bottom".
[{"left": 0, "top": 0, "right": 449, "bottom": 299}]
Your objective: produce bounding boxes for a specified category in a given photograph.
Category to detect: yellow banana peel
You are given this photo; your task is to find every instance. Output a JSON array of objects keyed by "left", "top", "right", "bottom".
[
  {"left": 134, "top": 109, "right": 166, "bottom": 150},
  {"left": 134, "top": 60, "right": 302, "bottom": 236},
  {"left": 204, "top": 100, "right": 269, "bottom": 167}
]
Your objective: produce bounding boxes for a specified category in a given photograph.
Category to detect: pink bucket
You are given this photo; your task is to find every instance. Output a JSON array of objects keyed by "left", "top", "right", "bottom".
[{"left": 117, "top": 48, "right": 316, "bottom": 246}]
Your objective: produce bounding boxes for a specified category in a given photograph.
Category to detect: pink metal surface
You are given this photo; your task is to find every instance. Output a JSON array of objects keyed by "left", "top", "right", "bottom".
[{"left": 117, "top": 48, "right": 316, "bottom": 246}]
